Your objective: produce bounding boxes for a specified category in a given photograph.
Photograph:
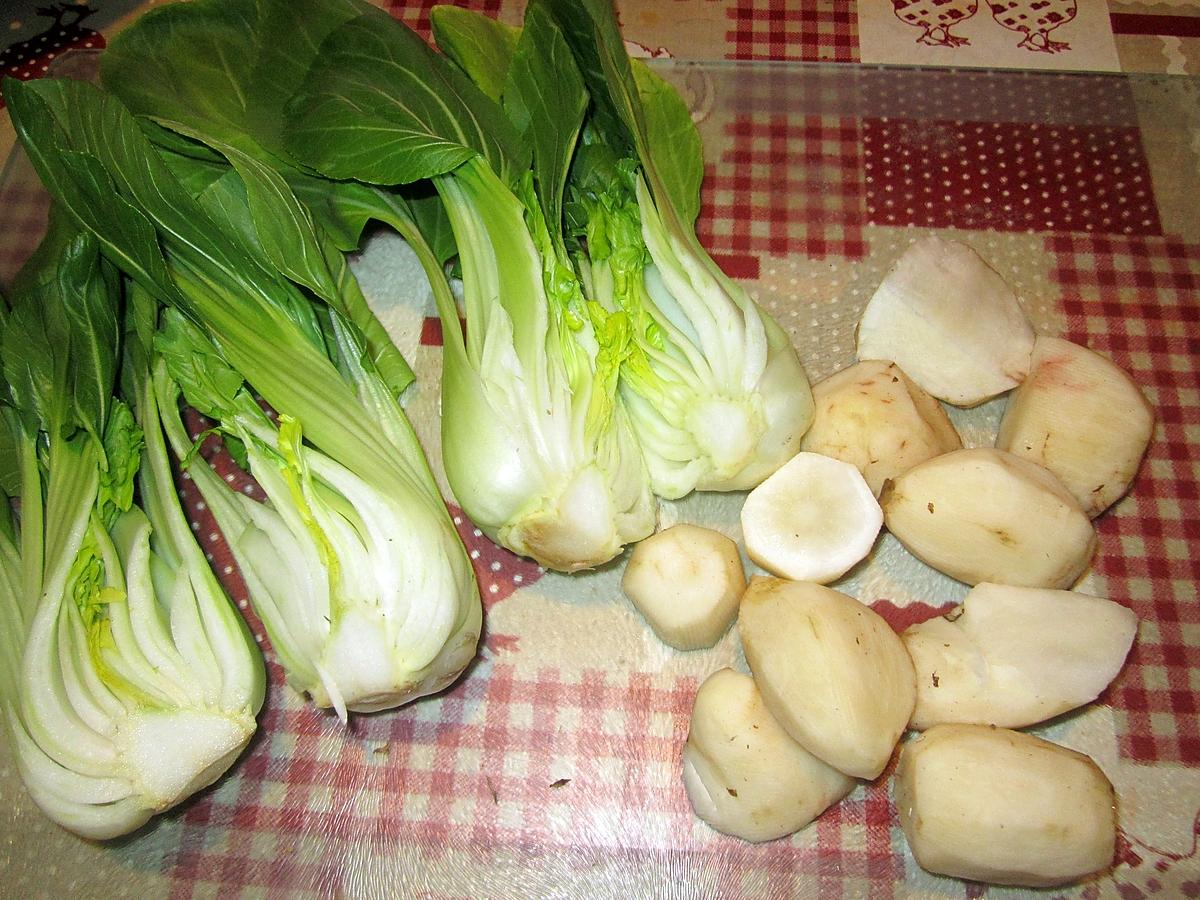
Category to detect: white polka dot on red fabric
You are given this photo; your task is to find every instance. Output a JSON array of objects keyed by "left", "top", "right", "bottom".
[{"left": 865, "top": 117, "right": 1160, "bottom": 235}]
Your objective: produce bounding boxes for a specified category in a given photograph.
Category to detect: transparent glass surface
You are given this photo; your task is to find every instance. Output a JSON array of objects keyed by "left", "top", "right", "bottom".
[{"left": 1, "top": 54, "right": 1197, "bottom": 897}]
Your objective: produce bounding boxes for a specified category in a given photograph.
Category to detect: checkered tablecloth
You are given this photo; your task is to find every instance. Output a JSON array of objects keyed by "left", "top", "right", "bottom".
[{"left": 1, "top": 5, "right": 1199, "bottom": 900}]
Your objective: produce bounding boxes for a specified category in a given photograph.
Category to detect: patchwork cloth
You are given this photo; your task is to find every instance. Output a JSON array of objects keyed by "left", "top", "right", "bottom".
[{"left": 0, "top": 6, "right": 1199, "bottom": 900}]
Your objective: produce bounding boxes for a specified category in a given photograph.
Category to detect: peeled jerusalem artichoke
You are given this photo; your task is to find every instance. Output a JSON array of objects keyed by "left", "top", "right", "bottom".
[
  {"left": 903, "top": 582, "right": 1138, "bottom": 730},
  {"left": 682, "top": 668, "right": 856, "bottom": 842},
  {"left": 621, "top": 524, "right": 745, "bottom": 650},
  {"left": 738, "top": 578, "right": 915, "bottom": 780},
  {"left": 881, "top": 447, "right": 1097, "bottom": 589},
  {"left": 856, "top": 236, "right": 1035, "bottom": 407},
  {"left": 741, "top": 452, "right": 883, "bottom": 585},
  {"left": 896, "top": 723, "right": 1117, "bottom": 887},
  {"left": 800, "top": 359, "right": 962, "bottom": 497},
  {"left": 997, "top": 335, "right": 1154, "bottom": 518}
]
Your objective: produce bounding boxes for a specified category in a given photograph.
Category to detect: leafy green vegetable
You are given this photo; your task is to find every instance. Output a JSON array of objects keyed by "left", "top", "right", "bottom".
[
  {"left": 548, "top": 0, "right": 815, "bottom": 497},
  {"left": 430, "top": 6, "right": 520, "bottom": 104},
  {"left": 284, "top": 6, "right": 528, "bottom": 187},
  {"left": 100, "top": 0, "right": 416, "bottom": 399},
  {"left": 284, "top": 0, "right": 657, "bottom": 571},
  {"left": 0, "top": 224, "right": 264, "bottom": 840},
  {"left": 7, "top": 75, "right": 481, "bottom": 719}
]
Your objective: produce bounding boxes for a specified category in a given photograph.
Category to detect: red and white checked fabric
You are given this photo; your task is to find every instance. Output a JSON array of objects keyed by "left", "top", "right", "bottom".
[
  {"left": 697, "top": 114, "right": 868, "bottom": 262},
  {"left": 724, "top": 0, "right": 859, "bottom": 62},
  {"left": 2, "top": 5, "right": 1200, "bottom": 895},
  {"left": 1045, "top": 232, "right": 1200, "bottom": 768},
  {"left": 382, "top": 1, "right": 861, "bottom": 64},
  {"left": 155, "top": 661, "right": 910, "bottom": 895},
  {"left": 384, "top": 0, "right": 503, "bottom": 42}
]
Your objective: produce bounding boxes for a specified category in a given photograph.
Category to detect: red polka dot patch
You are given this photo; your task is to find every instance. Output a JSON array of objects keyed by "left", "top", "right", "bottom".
[
  {"left": 863, "top": 117, "right": 1163, "bottom": 235},
  {"left": 0, "top": 5, "right": 104, "bottom": 105},
  {"left": 450, "top": 506, "right": 545, "bottom": 609}
]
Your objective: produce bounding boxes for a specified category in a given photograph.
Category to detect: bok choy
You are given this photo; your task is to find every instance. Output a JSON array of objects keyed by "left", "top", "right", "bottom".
[
  {"left": 6, "top": 75, "right": 481, "bottom": 719},
  {"left": 281, "top": 2, "right": 658, "bottom": 571},
  {"left": 0, "top": 220, "right": 264, "bottom": 840},
  {"left": 428, "top": 0, "right": 814, "bottom": 498},
  {"left": 550, "top": 0, "right": 816, "bottom": 498}
]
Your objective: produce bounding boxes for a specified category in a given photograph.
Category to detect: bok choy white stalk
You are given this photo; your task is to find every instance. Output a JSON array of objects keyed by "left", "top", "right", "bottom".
[
  {"left": 6, "top": 76, "right": 481, "bottom": 719},
  {"left": 282, "top": 2, "right": 658, "bottom": 571},
  {"left": 0, "top": 222, "right": 264, "bottom": 840}
]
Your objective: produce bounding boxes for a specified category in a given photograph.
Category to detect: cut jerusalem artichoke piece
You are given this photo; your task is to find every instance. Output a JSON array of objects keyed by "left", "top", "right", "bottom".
[
  {"left": 896, "top": 724, "right": 1117, "bottom": 888},
  {"left": 903, "top": 583, "right": 1138, "bottom": 730},
  {"left": 997, "top": 335, "right": 1154, "bottom": 518},
  {"left": 856, "top": 235, "right": 1035, "bottom": 407},
  {"left": 682, "top": 668, "right": 856, "bottom": 842},
  {"left": 738, "top": 578, "right": 915, "bottom": 780},
  {"left": 621, "top": 524, "right": 746, "bottom": 650},
  {"left": 881, "top": 447, "right": 1097, "bottom": 589},
  {"left": 741, "top": 452, "right": 883, "bottom": 584},
  {"left": 800, "top": 359, "right": 962, "bottom": 496}
]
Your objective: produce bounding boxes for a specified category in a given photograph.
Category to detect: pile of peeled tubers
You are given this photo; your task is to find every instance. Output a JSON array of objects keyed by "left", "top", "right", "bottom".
[{"left": 621, "top": 235, "right": 1152, "bottom": 888}]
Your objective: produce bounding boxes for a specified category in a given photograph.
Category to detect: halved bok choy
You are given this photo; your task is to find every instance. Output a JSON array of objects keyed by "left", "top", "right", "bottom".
[
  {"left": 6, "top": 75, "right": 481, "bottom": 720},
  {"left": 0, "top": 222, "right": 264, "bottom": 840},
  {"left": 550, "top": 0, "right": 815, "bottom": 498},
  {"left": 282, "top": 2, "right": 657, "bottom": 570}
]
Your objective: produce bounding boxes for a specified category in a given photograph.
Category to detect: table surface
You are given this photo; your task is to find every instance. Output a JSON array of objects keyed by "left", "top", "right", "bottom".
[{"left": 1, "top": 4, "right": 1199, "bottom": 899}]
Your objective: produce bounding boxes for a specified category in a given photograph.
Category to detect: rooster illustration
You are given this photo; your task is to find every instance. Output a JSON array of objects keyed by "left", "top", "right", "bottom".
[
  {"left": 988, "top": 0, "right": 1078, "bottom": 53},
  {"left": 892, "top": 0, "right": 980, "bottom": 48}
]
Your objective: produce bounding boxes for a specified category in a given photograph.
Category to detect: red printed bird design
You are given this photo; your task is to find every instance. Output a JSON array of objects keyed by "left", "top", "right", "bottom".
[
  {"left": 988, "top": 0, "right": 1078, "bottom": 53},
  {"left": 892, "top": 0, "right": 980, "bottom": 48}
]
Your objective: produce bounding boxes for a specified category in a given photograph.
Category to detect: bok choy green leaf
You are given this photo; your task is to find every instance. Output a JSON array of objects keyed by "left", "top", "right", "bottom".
[{"left": 99, "top": 0, "right": 419, "bottom": 401}]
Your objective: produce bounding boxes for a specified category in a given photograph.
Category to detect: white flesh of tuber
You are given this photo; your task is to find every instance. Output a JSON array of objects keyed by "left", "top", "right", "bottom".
[
  {"left": 903, "top": 583, "right": 1138, "bottom": 730},
  {"left": 682, "top": 668, "right": 856, "bottom": 842},
  {"left": 621, "top": 524, "right": 746, "bottom": 650},
  {"left": 880, "top": 447, "right": 1097, "bottom": 589},
  {"left": 996, "top": 335, "right": 1155, "bottom": 518},
  {"left": 896, "top": 724, "right": 1117, "bottom": 888},
  {"left": 741, "top": 452, "right": 883, "bottom": 584},
  {"left": 856, "top": 235, "right": 1035, "bottom": 407},
  {"left": 737, "top": 578, "right": 915, "bottom": 780},
  {"left": 801, "top": 359, "right": 962, "bottom": 496}
]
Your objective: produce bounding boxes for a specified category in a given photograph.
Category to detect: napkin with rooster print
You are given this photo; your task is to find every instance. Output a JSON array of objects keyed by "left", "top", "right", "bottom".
[{"left": 858, "top": 0, "right": 1121, "bottom": 71}]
